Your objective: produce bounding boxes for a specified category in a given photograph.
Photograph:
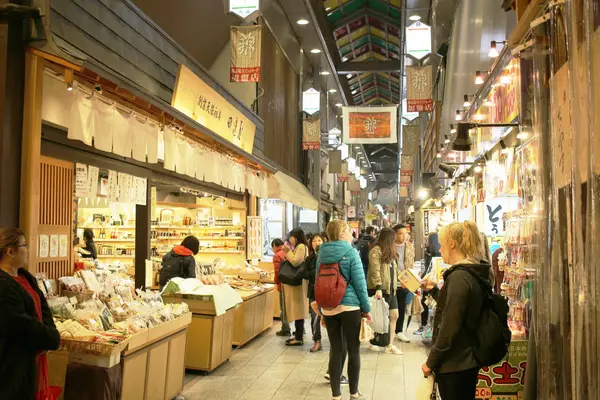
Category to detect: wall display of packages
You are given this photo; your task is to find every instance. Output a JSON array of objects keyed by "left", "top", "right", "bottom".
[{"left": 246, "top": 217, "right": 263, "bottom": 260}]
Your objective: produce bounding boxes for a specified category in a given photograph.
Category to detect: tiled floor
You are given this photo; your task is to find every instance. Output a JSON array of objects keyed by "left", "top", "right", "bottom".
[{"left": 182, "top": 319, "right": 429, "bottom": 400}]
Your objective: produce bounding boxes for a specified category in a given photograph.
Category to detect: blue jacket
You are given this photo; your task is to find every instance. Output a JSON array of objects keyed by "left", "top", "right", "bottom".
[{"left": 316, "top": 241, "right": 371, "bottom": 313}]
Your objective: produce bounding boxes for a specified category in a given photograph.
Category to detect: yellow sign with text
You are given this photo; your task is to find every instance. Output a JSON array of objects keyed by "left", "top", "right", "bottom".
[{"left": 171, "top": 64, "right": 256, "bottom": 153}]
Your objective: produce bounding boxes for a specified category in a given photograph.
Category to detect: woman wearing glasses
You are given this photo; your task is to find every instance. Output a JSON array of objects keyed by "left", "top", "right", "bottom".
[{"left": 0, "top": 228, "right": 60, "bottom": 399}]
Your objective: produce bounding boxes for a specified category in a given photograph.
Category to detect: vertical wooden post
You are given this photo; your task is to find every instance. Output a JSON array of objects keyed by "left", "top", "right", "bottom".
[
  {"left": 20, "top": 52, "right": 44, "bottom": 270},
  {"left": 135, "top": 184, "right": 152, "bottom": 289}
]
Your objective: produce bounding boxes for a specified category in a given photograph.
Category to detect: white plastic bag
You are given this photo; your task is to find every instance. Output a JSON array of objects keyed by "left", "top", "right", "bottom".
[
  {"left": 359, "top": 317, "right": 374, "bottom": 343},
  {"left": 415, "top": 375, "right": 435, "bottom": 400},
  {"left": 369, "top": 296, "right": 390, "bottom": 334}
]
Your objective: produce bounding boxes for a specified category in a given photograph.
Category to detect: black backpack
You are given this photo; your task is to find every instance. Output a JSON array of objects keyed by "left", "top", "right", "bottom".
[{"left": 451, "top": 266, "right": 511, "bottom": 367}]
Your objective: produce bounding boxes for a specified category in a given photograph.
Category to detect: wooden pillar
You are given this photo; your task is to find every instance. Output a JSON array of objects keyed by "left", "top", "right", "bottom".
[
  {"left": 248, "top": 194, "right": 258, "bottom": 216},
  {"left": 135, "top": 186, "right": 152, "bottom": 289},
  {"left": 20, "top": 52, "right": 44, "bottom": 268}
]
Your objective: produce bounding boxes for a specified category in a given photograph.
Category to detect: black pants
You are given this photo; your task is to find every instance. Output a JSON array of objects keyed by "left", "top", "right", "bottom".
[
  {"left": 395, "top": 287, "right": 410, "bottom": 333},
  {"left": 310, "top": 306, "right": 322, "bottom": 341},
  {"left": 326, "top": 329, "right": 346, "bottom": 375},
  {"left": 325, "top": 310, "right": 362, "bottom": 397},
  {"left": 421, "top": 294, "right": 429, "bottom": 327},
  {"left": 436, "top": 368, "right": 479, "bottom": 400},
  {"left": 294, "top": 319, "right": 305, "bottom": 341}
]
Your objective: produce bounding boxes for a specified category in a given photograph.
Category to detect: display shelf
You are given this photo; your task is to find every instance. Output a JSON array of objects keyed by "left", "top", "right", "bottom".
[
  {"left": 154, "top": 236, "right": 244, "bottom": 241},
  {"left": 97, "top": 255, "right": 135, "bottom": 259},
  {"left": 198, "top": 250, "right": 244, "bottom": 254},
  {"left": 95, "top": 239, "right": 136, "bottom": 242},
  {"left": 152, "top": 225, "right": 241, "bottom": 230},
  {"left": 80, "top": 225, "right": 137, "bottom": 229}
]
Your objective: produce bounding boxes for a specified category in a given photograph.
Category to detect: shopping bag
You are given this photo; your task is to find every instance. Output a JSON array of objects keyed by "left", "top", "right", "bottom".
[
  {"left": 369, "top": 296, "right": 390, "bottom": 334},
  {"left": 415, "top": 375, "right": 435, "bottom": 400},
  {"left": 359, "top": 317, "right": 374, "bottom": 343},
  {"left": 370, "top": 331, "right": 390, "bottom": 347}
]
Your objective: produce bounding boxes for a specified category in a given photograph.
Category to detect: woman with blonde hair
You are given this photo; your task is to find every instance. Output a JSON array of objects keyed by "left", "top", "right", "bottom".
[
  {"left": 420, "top": 221, "right": 493, "bottom": 400},
  {"left": 317, "top": 219, "right": 371, "bottom": 400},
  {"left": 366, "top": 227, "right": 402, "bottom": 355}
]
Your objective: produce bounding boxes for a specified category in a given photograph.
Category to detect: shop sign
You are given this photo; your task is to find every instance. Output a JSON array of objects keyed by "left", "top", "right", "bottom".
[
  {"left": 171, "top": 64, "right": 256, "bottom": 153},
  {"left": 342, "top": 106, "right": 398, "bottom": 144},
  {"left": 229, "top": 0, "right": 259, "bottom": 18},
  {"left": 347, "top": 206, "right": 356, "bottom": 218},
  {"left": 302, "top": 117, "right": 321, "bottom": 150},
  {"left": 337, "top": 162, "right": 349, "bottom": 183},
  {"left": 550, "top": 64, "right": 572, "bottom": 189},
  {"left": 348, "top": 177, "right": 361, "bottom": 193},
  {"left": 406, "top": 65, "right": 433, "bottom": 112},
  {"left": 400, "top": 155, "right": 414, "bottom": 176},
  {"left": 406, "top": 21, "right": 431, "bottom": 60},
  {"left": 328, "top": 150, "right": 342, "bottom": 174},
  {"left": 476, "top": 340, "right": 527, "bottom": 399},
  {"left": 399, "top": 186, "right": 409, "bottom": 198},
  {"left": 401, "top": 125, "right": 419, "bottom": 155},
  {"left": 483, "top": 197, "right": 519, "bottom": 237},
  {"left": 488, "top": 59, "right": 519, "bottom": 125},
  {"left": 75, "top": 163, "right": 88, "bottom": 198},
  {"left": 366, "top": 213, "right": 378, "bottom": 221},
  {"left": 230, "top": 25, "right": 262, "bottom": 82},
  {"left": 402, "top": 98, "right": 419, "bottom": 121},
  {"left": 302, "top": 88, "right": 321, "bottom": 115}
]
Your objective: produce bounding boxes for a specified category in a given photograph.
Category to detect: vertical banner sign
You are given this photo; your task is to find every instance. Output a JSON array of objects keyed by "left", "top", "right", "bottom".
[
  {"left": 399, "top": 186, "right": 409, "bottom": 198},
  {"left": 342, "top": 106, "right": 398, "bottom": 144},
  {"left": 406, "top": 21, "right": 432, "bottom": 60},
  {"left": 337, "top": 163, "right": 349, "bottom": 183},
  {"left": 402, "top": 125, "right": 419, "bottom": 155},
  {"left": 400, "top": 175, "right": 411, "bottom": 187},
  {"left": 406, "top": 65, "right": 433, "bottom": 112},
  {"left": 549, "top": 64, "right": 572, "bottom": 189},
  {"left": 302, "top": 88, "right": 321, "bottom": 115},
  {"left": 75, "top": 163, "right": 88, "bottom": 198},
  {"left": 348, "top": 177, "right": 361, "bottom": 193},
  {"left": 302, "top": 117, "right": 321, "bottom": 150},
  {"left": 329, "top": 150, "right": 342, "bottom": 174},
  {"left": 400, "top": 155, "right": 414, "bottom": 176},
  {"left": 230, "top": 25, "right": 262, "bottom": 82}
]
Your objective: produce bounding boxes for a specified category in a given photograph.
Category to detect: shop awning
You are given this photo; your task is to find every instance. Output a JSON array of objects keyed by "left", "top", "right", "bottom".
[{"left": 268, "top": 172, "right": 319, "bottom": 211}]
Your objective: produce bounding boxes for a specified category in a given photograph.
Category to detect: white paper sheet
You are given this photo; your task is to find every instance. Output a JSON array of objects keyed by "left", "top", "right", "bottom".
[
  {"left": 39, "top": 235, "right": 49, "bottom": 258},
  {"left": 59, "top": 235, "right": 68, "bottom": 258},
  {"left": 49, "top": 235, "right": 59, "bottom": 258},
  {"left": 87, "top": 166, "right": 99, "bottom": 198},
  {"left": 108, "top": 170, "right": 118, "bottom": 202},
  {"left": 75, "top": 163, "right": 88, "bottom": 198}
]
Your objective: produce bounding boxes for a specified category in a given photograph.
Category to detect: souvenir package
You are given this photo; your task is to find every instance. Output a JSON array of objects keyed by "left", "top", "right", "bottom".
[
  {"left": 59, "top": 276, "right": 86, "bottom": 292},
  {"left": 47, "top": 297, "right": 76, "bottom": 320}
]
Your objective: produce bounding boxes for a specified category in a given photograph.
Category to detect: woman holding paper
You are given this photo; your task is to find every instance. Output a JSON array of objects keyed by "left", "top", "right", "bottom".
[{"left": 367, "top": 227, "right": 402, "bottom": 355}]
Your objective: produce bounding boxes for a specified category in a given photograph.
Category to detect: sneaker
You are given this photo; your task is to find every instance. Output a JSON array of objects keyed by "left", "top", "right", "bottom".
[
  {"left": 350, "top": 391, "right": 369, "bottom": 399},
  {"left": 368, "top": 344, "right": 381, "bottom": 352},
  {"left": 395, "top": 332, "right": 411, "bottom": 343},
  {"left": 414, "top": 327, "right": 424, "bottom": 335},
  {"left": 324, "top": 373, "right": 330, "bottom": 381},
  {"left": 340, "top": 376, "right": 349, "bottom": 385},
  {"left": 276, "top": 330, "right": 291, "bottom": 337},
  {"left": 385, "top": 345, "right": 403, "bottom": 355}
]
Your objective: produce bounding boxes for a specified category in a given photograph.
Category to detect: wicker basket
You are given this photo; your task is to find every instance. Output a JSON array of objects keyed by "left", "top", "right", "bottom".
[{"left": 60, "top": 336, "right": 129, "bottom": 356}]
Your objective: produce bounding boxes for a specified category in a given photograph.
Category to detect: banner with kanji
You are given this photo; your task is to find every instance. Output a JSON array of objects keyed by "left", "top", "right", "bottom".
[
  {"left": 302, "top": 117, "right": 320, "bottom": 150},
  {"left": 406, "top": 65, "right": 433, "bottom": 112},
  {"left": 400, "top": 155, "right": 414, "bottom": 176},
  {"left": 337, "top": 163, "right": 349, "bottom": 183},
  {"left": 399, "top": 187, "right": 409, "bottom": 198},
  {"left": 476, "top": 340, "right": 527, "bottom": 399},
  {"left": 230, "top": 25, "right": 262, "bottom": 82},
  {"left": 342, "top": 106, "right": 398, "bottom": 144},
  {"left": 402, "top": 125, "right": 419, "bottom": 155},
  {"left": 348, "top": 177, "right": 361, "bottom": 193},
  {"left": 328, "top": 150, "right": 342, "bottom": 174}
]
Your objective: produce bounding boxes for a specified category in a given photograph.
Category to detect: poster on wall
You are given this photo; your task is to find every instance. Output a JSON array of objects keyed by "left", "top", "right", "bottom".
[
  {"left": 49, "top": 235, "right": 59, "bottom": 258},
  {"left": 75, "top": 163, "right": 88, "bottom": 198},
  {"left": 342, "top": 106, "right": 398, "bottom": 144},
  {"left": 39, "top": 235, "right": 49, "bottom": 259},
  {"left": 302, "top": 117, "right": 321, "bottom": 150},
  {"left": 230, "top": 25, "right": 262, "bottom": 83},
  {"left": 476, "top": 341, "right": 527, "bottom": 399},
  {"left": 406, "top": 65, "right": 433, "bottom": 112}
]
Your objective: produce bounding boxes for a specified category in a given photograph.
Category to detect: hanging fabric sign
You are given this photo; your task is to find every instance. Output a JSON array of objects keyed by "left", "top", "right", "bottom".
[
  {"left": 399, "top": 186, "right": 409, "bottom": 198},
  {"left": 400, "top": 155, "right": 414, "bottom": 176},
  {"left": 406, "top": 65, "right": 433, "bottom": 112},
  {"left": 302, "top": 117, "right": 321, "bottom": 150},
  {"left": 342, "top": 106, "right": 398, "bottom": 144},
  {"left": 402, "top": 125, "right": 419, "bottom": 155},
  {"left": 230, "top": 25, "right": 262, "bottom": 83},
  {"left": 329, "top": 150, "right": 342, "bottom": 174},
  {"left": 348, "top": 177, "right": 361, "bottom": 193},
  {"left": 337, "top": 163, "right": 349, "bottom": 183}
]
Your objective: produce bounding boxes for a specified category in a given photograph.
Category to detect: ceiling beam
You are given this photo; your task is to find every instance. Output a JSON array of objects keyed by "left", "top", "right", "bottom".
[
  {"left": 336, "top": 60, "right": 402, "bottom": 74},
  {"left": 330, "top": 6, "right": 403, "bottom": 30}
]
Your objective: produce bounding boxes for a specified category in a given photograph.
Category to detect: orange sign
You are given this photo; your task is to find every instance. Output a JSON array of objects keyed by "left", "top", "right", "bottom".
[{"left": 342, "top": 106, "right": 398, "bottom": 144}]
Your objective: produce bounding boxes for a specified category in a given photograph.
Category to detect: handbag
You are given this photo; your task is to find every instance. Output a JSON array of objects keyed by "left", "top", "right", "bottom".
[{"left": 279, "top": 259, "right": 307, "bottom": 286}]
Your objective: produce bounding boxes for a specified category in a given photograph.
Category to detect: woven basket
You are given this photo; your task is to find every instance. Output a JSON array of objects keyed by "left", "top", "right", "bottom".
[{"left": 60, "top": 335, "right": 128, "bottom": 356}]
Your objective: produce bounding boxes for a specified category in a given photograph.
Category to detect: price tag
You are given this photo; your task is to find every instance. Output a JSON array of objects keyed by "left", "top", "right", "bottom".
[{"left": 491, "top": 396, "right": 517, "bottom": 400}]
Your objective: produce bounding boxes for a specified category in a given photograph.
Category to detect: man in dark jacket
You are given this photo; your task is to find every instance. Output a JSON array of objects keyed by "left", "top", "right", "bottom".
[
  {"left": 357, "top": 226, "right": 376, "bottom": 277},
  {"left": 159, "top": 236, "right": 199, "bottom": 287}
]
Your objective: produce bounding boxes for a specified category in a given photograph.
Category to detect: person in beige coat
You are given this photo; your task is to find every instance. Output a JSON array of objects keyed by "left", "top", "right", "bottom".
[
  {"left": 282, "top": 228, "right": 309, "bottom": 346},
  {"left": 367, "top": 227, "right": 403, "bottom": 355}
]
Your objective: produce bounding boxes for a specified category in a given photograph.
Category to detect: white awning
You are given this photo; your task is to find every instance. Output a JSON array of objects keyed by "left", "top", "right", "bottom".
[{"left": 268, "top": 172, "right": 319, "bottom": 211}]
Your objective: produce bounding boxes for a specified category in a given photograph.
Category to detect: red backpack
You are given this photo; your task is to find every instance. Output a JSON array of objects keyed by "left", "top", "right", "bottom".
[{"left": 314, "top": 261, "right": 349, "bottom": 309}]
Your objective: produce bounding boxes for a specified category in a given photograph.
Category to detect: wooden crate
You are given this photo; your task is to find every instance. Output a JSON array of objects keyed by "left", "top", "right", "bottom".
[{"left": 185, "top": 308, "right": 235, "bottom": 372}]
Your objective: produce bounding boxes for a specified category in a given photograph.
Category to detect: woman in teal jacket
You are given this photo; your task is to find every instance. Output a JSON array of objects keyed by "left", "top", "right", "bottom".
[{"left": 317, "top": 220, "right": 371, "bottom": 400}]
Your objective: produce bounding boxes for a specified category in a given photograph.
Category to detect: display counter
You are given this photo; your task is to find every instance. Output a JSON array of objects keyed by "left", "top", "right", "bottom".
[
  {"left": 258, "top": 261, "right": 280, "bottom": 319},
  {"left": 48, "top": 313, "right": 192, "bottom": 400},
  {"left": 232, "top": 287, "right": 275, "bottom": 347}
]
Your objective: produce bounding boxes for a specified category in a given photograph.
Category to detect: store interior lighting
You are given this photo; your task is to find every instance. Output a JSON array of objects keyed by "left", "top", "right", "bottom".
[
  {"left": 335, "top": 103, "right": 343, "bottom": 107},
  {"left": 319, "top": 71, "right": 330, "bottom": 76},
  {"left": 417, "top": 188, "right": 429, "bottom": 200},
  {"left": 296, "top": 19, "right": 309, "bottom": 25},
  {"left": 310, "top": 49, "right": 321, "bottom": 54},
  {"left": 500, "top": 139, "right": 511, "bottom": 154},
  {"left": 444, "top": 135, "right": 451, "bottom": 144},
  {"left": 474, "top": 71, "right": 486, "bottom": 85},
  {"left": 488, "top": 40, "right": 507, "bottom": 58},
  {"left": 439, "top": 163, "right": 458, "bottom": 178},
  {"left": 328, "top": 88, "right": 337, "bottom": 93},
  {"left": 463, "top": 94, "right": 471, "bottom": 108},
  {"left": 474, "top": 164, "right": 483, "bottom": 173},
  {"left": 455, "top": 110, "right": 463, "bottom": 121}
]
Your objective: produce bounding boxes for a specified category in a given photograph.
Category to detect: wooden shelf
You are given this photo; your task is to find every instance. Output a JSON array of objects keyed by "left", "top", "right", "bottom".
[
  {"left": 95, "top": 239, "right": 135, "bottom": 242},
  {"left": 154, "top": 236, "right": 244, "bottom": 241},
  {"left": 198, "top": 250, "right": 244, "bottom": 254},
  {"left": 97, "top": 255, "right": 135, "bottom": 259},
  {"left": 80, "top": 225, "right": 137, "bottom": 229},
  {"left": 152, "top": 225, "right": 242, "bottom": 230}
]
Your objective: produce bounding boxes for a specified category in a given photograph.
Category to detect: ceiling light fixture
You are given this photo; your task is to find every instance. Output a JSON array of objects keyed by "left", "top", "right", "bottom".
[
  {"left": 474, "top": 71, "right": 486, "bottom": 85},
  {"left": 463, "top": 94, "right": 471, "bottom": 108},
  {"left": 346, "top": 74, "right": 353, "bottom": 79},
  {"left": 297, "top": 19, "right": 309, "bottom": 25},
  {"left": 319, "top": 71, "right": 330, "bottom": 76},
  {"left": 455, "top": 110, "right": 463, "bottom": 121},
  {"left": 488, "top": 40, "right": 507, "bottom": 58},
  {"left": 450, "top": 124, "right": 457, "bottom": 134},
  {"left": 328, "top": 88, "right": 337, "bottom": 93},
  {"left": 444, "top": 135, "right": 451, "bottom": 144},
  {"left": 351, "top": 89, "right": 358, "bottom": 95},
  {"left": 335, "top": 103, "right": 343, "bottom": 107},
  {"left": 310, "top": 49, "right": 322, "bottom": 54},
  {"left": 409, "top": 15, "right": 421, "bottom": 21}
]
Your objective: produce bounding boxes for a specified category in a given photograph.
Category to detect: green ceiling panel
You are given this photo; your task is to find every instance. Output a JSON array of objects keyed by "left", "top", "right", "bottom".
[
  {"left": 366, "top": 0, "right": 402, "bottom": 18},
  {"left": 327, "top": 0, "right": 366, "bottom": 23}
]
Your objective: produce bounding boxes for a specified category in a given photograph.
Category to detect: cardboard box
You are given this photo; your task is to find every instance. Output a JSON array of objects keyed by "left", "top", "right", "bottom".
[{"left": 399, "top": 269, "right": 422, "bottom": 292}]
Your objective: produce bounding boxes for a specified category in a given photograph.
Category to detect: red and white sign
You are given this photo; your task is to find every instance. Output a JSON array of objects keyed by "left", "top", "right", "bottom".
[{"left": 230, "top": 26, "right": 262, "bottom": 82}]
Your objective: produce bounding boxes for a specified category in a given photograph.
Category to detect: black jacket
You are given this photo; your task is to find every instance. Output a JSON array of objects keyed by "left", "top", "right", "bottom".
[
  {"left": 159, "top": 250, "right": 196, "bottom": 287},
  {"left": 306, "top": 252, "right": 317, "bottom": 301},
  {"left": 356, "top": 234, "right": 375, "bottom": 277},
  {"left": 426, "top": 262, "right": 491, "bottom": 374},
  {"left": 423, "top": 233, "right": 441, "bottom": 278},
  {"left": 0, "top": 268, "right": 60, "bottom": 400}
]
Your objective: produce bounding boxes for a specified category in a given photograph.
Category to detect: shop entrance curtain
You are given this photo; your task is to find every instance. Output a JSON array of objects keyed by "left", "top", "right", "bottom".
[{"left": 268, "top": 172, "right": 318, "bottom": 211}]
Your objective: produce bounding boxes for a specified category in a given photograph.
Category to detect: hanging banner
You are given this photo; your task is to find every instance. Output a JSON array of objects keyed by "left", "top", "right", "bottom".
[
  {"left": 342, "top": 106, "right": 398, "bottom": 144},
  {"left": 87, "top": 165, "right": 99, "bottom": 198},
  {"left": 400, "top": 175, "right": 411, "bottom": 184},
  {"left": 400, "top": 155, "right": 414, "bottom": 176},
  {"left": 399, "top": 186, "right": 409, "bottom": 198},
  {"left": 172, "top": 64, "right": 256, "bottom": 153},
  {"left": 337, "top": 163, "right": 349, "bottom": 183},
  {"left": 230, "top": 25, "right": 262, "bottom": 83},
  {"left": 402, "top": 125, "right": 419, "bottom": 155},
  {"left": 406, "top": 21, "right": 432, "bottom": 60},
  {"left": 348, "top": 177, "right": 361, "bottom": 193},
  {"left": 302, "top": 117, "right": 321, "bottom": 150},
  {"left": 329, "top": 150, "right": 342, "bottom": 174},
  {"left": 406, "top": 65, "right": 433, "bottom": 112}
]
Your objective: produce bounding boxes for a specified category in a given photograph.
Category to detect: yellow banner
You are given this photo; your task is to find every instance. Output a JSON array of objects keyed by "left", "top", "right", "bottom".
[{"left": 171, "top": 64, "right": 256, "bottom": 153}]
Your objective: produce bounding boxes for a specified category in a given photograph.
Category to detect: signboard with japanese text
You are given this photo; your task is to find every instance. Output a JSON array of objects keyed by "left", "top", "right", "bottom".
[
  {"left": 476, "top": 341, "right": 528, "bottom": 399},
  {"left": 482, "top": 196, "right": 519, "bottom": 237},
  {"left": 342, "top": 106, "right": 398, "bottom": 144},
  {"left": 171, "top": 64, "right": 256, "bottom": 153},
  {"left": 302, "top": 88, "right": 320, "bottom": 115},
  {"left": 229, "top": 0, "right": 259, "bottom": 18},
  {"left": 487, "top": 59, "right": 520, "bottom": 125},
  {"left": 401, "top": 125, "right": 419, "bottom": 155},
  {"left": 400, "top": 155, "right": 414, "bottom": 176},
  {"left": 337, "top": 163, "right": 349, "bottom": 183},
  {"left": 406, "top": 21, "right": 432, "bottom": 60},
  {"left": 302, "top": 117, "right": 321, "bottom": 150},
  {"left": 550, "top": 64, "right": 572, "bottom": 189},
  {"left": 406, "top": 65, "right": 433, "bottom": 112},
  {"left": 230, "top": 26, "right": 262, "bottom": 82}
]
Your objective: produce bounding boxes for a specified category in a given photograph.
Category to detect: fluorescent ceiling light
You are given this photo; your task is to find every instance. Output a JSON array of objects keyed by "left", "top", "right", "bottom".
[
  {"left": 328, "top": 89, "right": 337, "bottom": 93},
  {"left": 310, "top": 49, "right": 322, "bottom": 54},
  {"left": 319, "top": 71, "right": 330, "bottom": 76},
  {"left": 409, "top": 15, "right": 421, "bottom": 21},
  {"left": 335, "top": 103, "right": 343, "bottom": 107},
  {"left": 297, "top": 19, "right": 309, "bottom": 25},
  {"left": 346, "top": 74, "right": 353, "bottom": 79}
]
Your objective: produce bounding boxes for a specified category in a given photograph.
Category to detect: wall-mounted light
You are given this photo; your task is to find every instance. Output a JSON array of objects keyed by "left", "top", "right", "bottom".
[
  {"left": 67, "top": 83, "right": 73, "bottom": 91},
  {"left": 500, "top": 139, "right": 511, "bottom": 154},
  {"left": 450, "top": 124, "right": 457, "bottom": 134},
  {"left": 517, "top": 119, "right": 533, "bottom": 140},
  {"left": 488, "top": 40, "right": 507, "bottom": 58},
  {"left": 444, "top": 135, "right": 450, "bottom": 144},
  {"left": 474, "top": 71, "right": 486, "bottom": 85},
  {"left": 454, "top": 122, "right": 520, "bottom": 152},
  {"left": 463, "top": 94, "right": 471, "bottom": 108},
  {"left": 455, "top": 110, "right": 463, "bottom": 121},
  {"left": 439, "top": 163, "right": 458, "bottom": 178},
  {"left": 474, "top": 165, "right": 483, "bottom": 173},
  {"left": 418, "top": 188, "right": 429, "bottom": 200}
]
